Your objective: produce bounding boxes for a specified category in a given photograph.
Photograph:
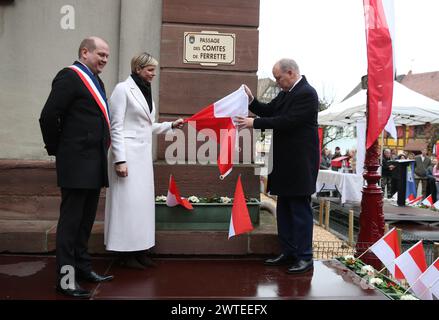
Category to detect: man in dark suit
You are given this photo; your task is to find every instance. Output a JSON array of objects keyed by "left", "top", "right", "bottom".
[
  {"left": 414, "top": 149, "right": 432, "bottom": 198},
  {"left": 381, "top": 148, "right": 395, "bottom": 198},
  {"left": 39, "top": 36, "right": 114, "bottom": 298},
  {"left": 237, "top": 58, "right": 319, "bottom": 274}
]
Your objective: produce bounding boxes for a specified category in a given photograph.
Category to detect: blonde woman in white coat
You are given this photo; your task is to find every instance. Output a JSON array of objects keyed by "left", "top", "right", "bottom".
[{"left": 105, "top": 52, "right": 184, "bottom": 268}]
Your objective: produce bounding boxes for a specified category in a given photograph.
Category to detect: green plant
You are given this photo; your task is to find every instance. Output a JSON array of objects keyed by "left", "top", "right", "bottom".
[
  {"left": 155, "top": 195, "right": 259, "bottom": 204},
  {"left": 337, "top": 255, "right": 418, "bottom": 300}
]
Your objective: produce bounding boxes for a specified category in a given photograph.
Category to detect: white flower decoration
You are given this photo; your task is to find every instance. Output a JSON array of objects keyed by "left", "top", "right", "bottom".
[
  {"left": 220, "top": 196, "right": 232, "bottom": 204},
  {"left": 344, "top": 255, "right": 356, "bottom": 264},
  {"left": 188, "top": 196, "right": 200, "bottom": 203},
  {"left": 156, "top": 195, "right": 167, "bottom": 202},
  {"left": 369, "top": 278, "right": 383, "bottom": 286},
  {"left": 400, "top": 294, "right": 419, "bottom": 300},
  {"left": 360, "top": 265, "right": 375, "bottom": 277}
]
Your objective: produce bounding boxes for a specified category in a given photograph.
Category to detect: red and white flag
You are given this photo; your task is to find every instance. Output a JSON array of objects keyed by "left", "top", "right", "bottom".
[
  {"left": 185, "top": 86, "right": 248, "bottom": 179},
  {"left": 394, "top": 241, "right": 432, "bottom": 300},
  {"left": 369, "top": 228, "right": 404, "bottom": 279},
  {"left": 228, "top": 175, "right": 253, "bottom": 239},
  {"left": 421, "top": 195, "right": 433, "bottom": 207},
  {"left": 166, "top": 175, "right": 193, "bottom": 210},
  {"left": 419, "top": 258, "right": 439, "bottom": 299},
  {"left": 363, "top": 0, "right": 395, "bottom": 149},
  {"left": 407, "top": 195, "right": 423, "bottom": 206},
  {"left": 406, "top": 194, "right": 415, "bottom": 203},
  {"left": 433, "top": 200, "right": 439, "bottom": 209}
]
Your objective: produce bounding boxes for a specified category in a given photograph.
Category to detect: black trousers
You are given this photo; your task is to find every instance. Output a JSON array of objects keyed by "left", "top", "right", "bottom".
[
  {"left": 56, "top": 188, "right": 100, "bottom": 275},
  {"left": 276, "top": 196, "right": 313, "bottom": 261},
  {"left": 381, "top": 176, "right": 392, "bottom": 198}
]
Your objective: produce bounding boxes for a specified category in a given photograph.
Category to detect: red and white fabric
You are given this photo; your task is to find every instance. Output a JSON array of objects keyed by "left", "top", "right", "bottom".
[
  {"left": 228, "top": 175, "right": 253, "bottom": 238},
  {"left": 406, "top": 194, "right": 415, "bottom": 203},
  {"left": 421, "top": 195, "right": 433, "bottom": 207},
  {"left": 166, "top": 174, "right": 193, "bottom": 210},
  {"left": 369, "top": 228, "right": 404, "bottom": 279},
  {"left": 394, "top": 241, "right": 432, "bottom": 300},
  {"left": 407, "top": 195, "right": 423, "bottom": 206},
  {"left": 185, "top": 86, "right": 248, "bottom": 179},
  {"left": 68, "top": 65, "right": 111, "bottom": 129},
  {"left": 362, "top": 0, "right": 396, "bottom": 148},
  {"left": 419, "top": 258, "right": 439, "bottom": 299}
]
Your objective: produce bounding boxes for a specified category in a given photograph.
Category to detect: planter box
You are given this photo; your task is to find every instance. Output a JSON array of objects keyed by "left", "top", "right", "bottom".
[
  {"left": 155, "top": 202, "right": 260, "bottom": 230},
  {"left": 336, "top": 257, "right": 412, "bottom": 300}
]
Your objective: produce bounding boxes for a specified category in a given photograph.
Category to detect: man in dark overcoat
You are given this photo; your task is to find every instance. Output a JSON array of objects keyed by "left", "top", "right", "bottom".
[{"left": 237, "top": 58, "right": 319, "bottom": 274}]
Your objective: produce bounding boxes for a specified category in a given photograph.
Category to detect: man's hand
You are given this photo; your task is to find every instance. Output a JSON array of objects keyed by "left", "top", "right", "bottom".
[
  {"left": 172, "top": 118, "right": 184, "bottom": 129},
  {"left": 243, "top": 84, "right": 254, "bottom": 104},
  {"left": 235, "top": 116, "right": 254, "bottom": 129},
  {"left": 115, "top": 163, "right": 128, "bottom": 177}
]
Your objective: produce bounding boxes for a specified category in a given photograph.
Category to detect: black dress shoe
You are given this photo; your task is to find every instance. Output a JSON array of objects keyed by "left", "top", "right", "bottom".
[
  {"left": 135, "top": 254, "right": 157, "bottom": 268},
  {"left": 77, "top": 270, "right": 114, "bottom": 283},
  {"left": 287, "top": 259, "right": 314, "bottom": 274},
  {"left": 56, "top": 282, "right": 91, "bottom": 298},
  {"left": 264, "top": 254, "right": 297, "bottom": 266},
  {"left": 117, "top": 255, "right": 146, "bottom": 270}
]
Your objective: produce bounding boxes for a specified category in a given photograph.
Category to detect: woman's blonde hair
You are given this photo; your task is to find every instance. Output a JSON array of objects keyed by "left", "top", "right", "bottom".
[{"left": 131, "top": 52, "right": 158, "bottom": 73}]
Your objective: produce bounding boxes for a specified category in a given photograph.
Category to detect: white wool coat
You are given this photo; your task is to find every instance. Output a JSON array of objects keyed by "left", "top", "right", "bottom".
[{"left": 104, "top": 76, "right": 172, "bottom": 251}]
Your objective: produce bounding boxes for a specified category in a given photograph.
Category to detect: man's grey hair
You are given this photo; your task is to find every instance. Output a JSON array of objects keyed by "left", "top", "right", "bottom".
[
  {"left": 78, "top": 37, "right": 97, "bottom": 58},
  {"left": 277, "top": 58, "right": 300, "bottom": 74}
]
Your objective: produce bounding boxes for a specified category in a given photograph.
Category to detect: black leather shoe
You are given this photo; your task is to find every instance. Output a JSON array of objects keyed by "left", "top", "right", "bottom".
[
  {"left": 77, "top": 270, "right": 114, "bottom": 283},
  {"left": 135, "top": 254, "right": 157, "bottom": 268},
  {"left": 117, "top": 255, "right": 146, "bottom": 270},
  {"left": 56, "top": 282, "right": 91, "bottom": 298},
  {"left": 264, "top": 254, "right": 297, "bottom": 266},
  {"left": 287, "top": 259, "right": 314, "bottom": 274}
]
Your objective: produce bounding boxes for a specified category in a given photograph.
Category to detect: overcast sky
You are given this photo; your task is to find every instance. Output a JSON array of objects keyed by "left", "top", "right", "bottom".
[{"left": 258, "top": 0, "right": 439, "bottom": 103}]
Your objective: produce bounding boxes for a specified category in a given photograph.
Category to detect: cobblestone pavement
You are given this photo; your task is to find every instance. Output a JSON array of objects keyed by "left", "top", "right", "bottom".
[{"left": 260, "top": 193, "right": 347, "bottom": 243}]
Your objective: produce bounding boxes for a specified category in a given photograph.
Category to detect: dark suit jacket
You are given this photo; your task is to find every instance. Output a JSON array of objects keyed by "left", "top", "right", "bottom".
[
  {"left": 414, "top": 155, "right": 432, "bottom": 178},
  {"left": 39, "top": 61, "right": 110, "bottom": 189},
  {"left": 381, "top": 156, "right": 393, "bottom": 177},
  {"left": 250, "top": 76, "right": 319, "bottom": 196}
]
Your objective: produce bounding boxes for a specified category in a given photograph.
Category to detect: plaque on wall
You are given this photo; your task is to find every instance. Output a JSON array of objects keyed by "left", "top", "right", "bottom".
[{"left": 184, "top": 31, "right": 236, "bottom": 66}]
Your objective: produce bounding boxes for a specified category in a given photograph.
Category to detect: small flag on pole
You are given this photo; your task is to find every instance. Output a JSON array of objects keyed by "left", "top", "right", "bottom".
[
  {"left": 421, "top": 195, "right": 433, "bottom": 207},
  {"left": 405, "top": 193, "right": 415, "bottom": 203},
  {"left": 166, "top": 175, "right": 193, "bottom": 210},
  {"left": 369, "top": 228, "right": 404, "bottom": 279},
  {"left": 407, "top": 195, "right": 423, "bottom": 206},
  {"left": 394, "top": 241, "right": 432, "bottom": 300},
  {"left": 228, "top": 175, "right": 253, "bottom": 239},
  {"left": 418, "top": 258, "right": 439, "bottom": 300}
]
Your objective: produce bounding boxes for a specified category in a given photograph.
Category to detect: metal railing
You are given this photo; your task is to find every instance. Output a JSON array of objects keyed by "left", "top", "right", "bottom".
[{"left": 312, "top": 240, "right": 437, "bottom": 265}]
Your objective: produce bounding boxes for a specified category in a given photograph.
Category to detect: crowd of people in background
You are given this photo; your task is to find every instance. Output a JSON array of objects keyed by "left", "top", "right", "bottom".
[
  {"left": 320, "top": 146, "right": 357, "bottom": 174},
  {"left": 319, "top": 146, "right": 439, "bottom": 203},
  {"left": 380, "top": 148, "right": 438, "bottom": 202}
]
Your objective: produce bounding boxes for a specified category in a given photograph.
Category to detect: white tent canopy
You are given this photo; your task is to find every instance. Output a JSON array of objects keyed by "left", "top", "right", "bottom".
[{"left": 318, "top": 81, "right": 439, "bottom": 126}]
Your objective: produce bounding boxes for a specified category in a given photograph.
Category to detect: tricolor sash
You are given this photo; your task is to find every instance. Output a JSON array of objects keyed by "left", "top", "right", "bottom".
[{"left": 68, "top": 65, "right": 111, "bottom": 130}]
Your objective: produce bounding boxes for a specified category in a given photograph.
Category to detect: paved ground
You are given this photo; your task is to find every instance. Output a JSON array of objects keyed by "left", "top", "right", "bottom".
[{"left": 260, "top": 193, "right": 346, "bottom": 242}]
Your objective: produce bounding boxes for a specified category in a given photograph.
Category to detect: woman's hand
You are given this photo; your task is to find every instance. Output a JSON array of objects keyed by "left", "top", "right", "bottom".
[
  {"left": 115, "top": 162, "right": 128, "bottom": 177},
  {"left": 172, "top": 118, "right": 185, "bottom": 129}
]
